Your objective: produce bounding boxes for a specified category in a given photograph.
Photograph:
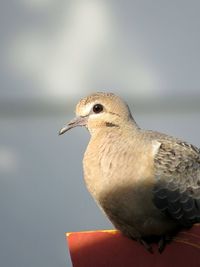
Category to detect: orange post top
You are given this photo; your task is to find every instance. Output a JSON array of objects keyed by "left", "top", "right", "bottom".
[{"left": 66, "top": 225, "right": 200, "bottom": 267}]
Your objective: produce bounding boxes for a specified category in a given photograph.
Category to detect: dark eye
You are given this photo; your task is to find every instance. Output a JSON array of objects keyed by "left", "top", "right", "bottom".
[{"left": 93, "top": 104, "right": 104, "bottom": 113}]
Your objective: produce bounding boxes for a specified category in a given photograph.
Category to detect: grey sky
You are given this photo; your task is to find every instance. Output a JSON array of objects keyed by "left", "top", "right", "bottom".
[{"left": 0, "top": 1, "right": 200, "bottom": 267}]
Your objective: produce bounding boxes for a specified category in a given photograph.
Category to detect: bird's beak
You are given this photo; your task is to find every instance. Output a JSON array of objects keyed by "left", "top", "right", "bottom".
[{"left": 59, "top": 116, "right": 88, "bottom": 135}]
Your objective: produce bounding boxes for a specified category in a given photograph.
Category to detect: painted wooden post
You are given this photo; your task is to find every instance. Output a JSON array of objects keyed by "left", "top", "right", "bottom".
[{"left": 67, "top": 225, "right": 200, "bottom": 267}]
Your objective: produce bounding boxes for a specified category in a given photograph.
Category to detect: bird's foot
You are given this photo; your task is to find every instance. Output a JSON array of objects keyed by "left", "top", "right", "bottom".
[
  {"left": 158, "top": 236, "right": 166, "bottom": 253},
  {"left": 138, "top": 235, "right": 172, "bottom": 253},
  {"left": 158, "top": 235, "right": 172, "bottom": 253},
  {"left": 138, "top": 238, "right": 153, "bottom": 253}
]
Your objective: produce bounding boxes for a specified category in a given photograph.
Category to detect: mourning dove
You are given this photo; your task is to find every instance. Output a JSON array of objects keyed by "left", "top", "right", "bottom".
[{"left": 59, "top": 92, "right": 200, "bottom": 252}]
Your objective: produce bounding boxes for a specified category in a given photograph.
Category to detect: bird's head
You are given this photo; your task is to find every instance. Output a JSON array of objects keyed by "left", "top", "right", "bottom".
[{"left": 59, "top": 92, "right": 136, "bottom": 135}]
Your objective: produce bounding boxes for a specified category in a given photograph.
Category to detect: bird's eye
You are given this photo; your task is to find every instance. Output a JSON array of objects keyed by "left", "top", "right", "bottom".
[{"left": 93, "top": 104, "right": 104, "bottom": 114}]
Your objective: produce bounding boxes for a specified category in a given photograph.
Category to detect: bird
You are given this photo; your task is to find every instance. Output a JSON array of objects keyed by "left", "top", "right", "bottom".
[{"left": 59, "top": 92, "right": 200, "bottom": 252}]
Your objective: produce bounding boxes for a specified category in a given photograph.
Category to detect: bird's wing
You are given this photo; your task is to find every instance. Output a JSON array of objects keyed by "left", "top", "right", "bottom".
[{"left": 151, "top": 134, "right": 200, "bottom": 227}]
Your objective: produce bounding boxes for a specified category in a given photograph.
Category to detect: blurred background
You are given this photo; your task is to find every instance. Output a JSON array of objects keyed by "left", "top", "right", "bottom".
[{"left": 1, "top": 1, "right": 200, "bottom": 266}]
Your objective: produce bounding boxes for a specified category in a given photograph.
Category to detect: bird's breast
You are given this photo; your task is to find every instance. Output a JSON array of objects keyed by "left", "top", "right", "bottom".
[
  {"left": 83, "top": 131, "right": 156, "bottom": 204},
  {"left": 82, "top": 131, "right": 176, "bottom": 237}
]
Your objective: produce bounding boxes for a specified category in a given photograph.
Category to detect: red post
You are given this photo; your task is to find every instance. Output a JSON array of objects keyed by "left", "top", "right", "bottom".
[{"left": 67, "top": 225, "right": 200, "bottom": 267}]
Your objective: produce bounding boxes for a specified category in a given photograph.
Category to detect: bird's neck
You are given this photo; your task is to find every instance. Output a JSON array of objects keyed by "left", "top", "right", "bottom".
[{"left": 88, "top": 119, "right": 139, "bottom": 138}]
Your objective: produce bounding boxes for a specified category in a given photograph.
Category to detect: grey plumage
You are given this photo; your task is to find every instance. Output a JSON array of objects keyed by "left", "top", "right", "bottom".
[{"left": 150, "top": 132, "right": 200, "bottom": 227}]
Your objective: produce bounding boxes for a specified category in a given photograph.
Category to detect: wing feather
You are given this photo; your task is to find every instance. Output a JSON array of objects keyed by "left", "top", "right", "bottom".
[{"left": 149, "top": 132, "right": 200, "bottom": 227}]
